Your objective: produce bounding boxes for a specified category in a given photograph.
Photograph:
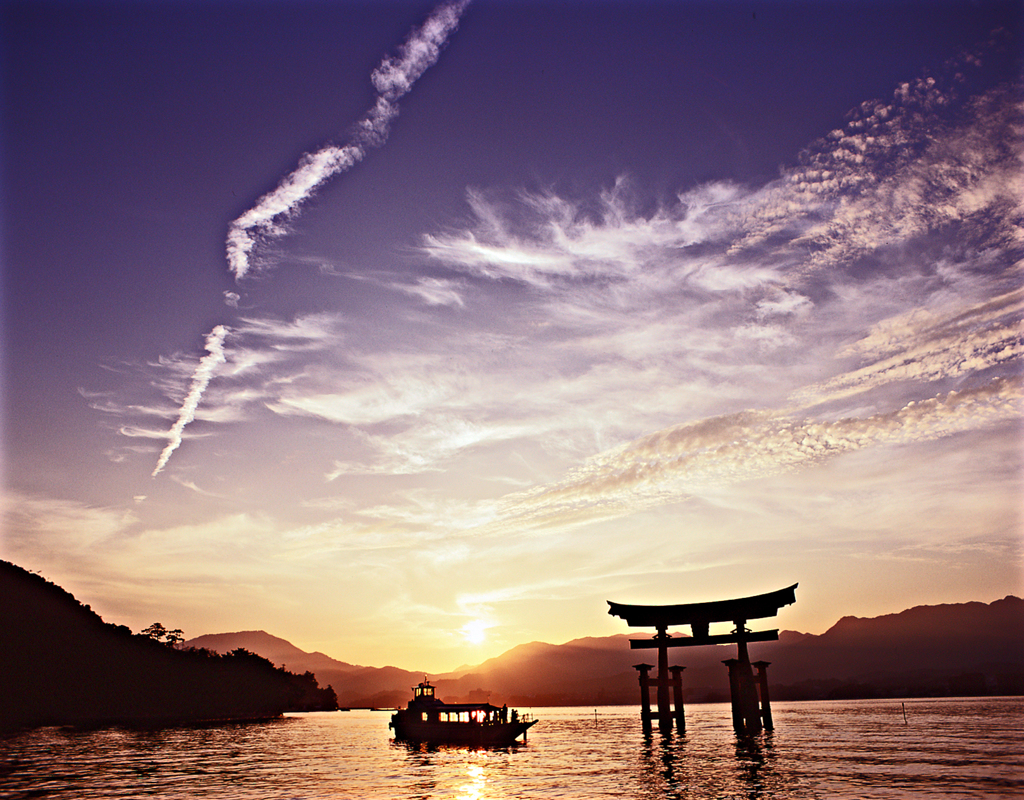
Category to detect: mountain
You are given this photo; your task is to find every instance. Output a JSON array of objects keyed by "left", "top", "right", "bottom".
[
  {"left": 193, "top": 596, "right": 1024, "bottom": 707},
  {"left": 185, "top": 631, "right": 423, "bottom": 709},
  {"left": 0, "top": 560, "right": 338, "bottom": 731},
  {"left": 187, "top": 631, "right": 360, "bottom": 676}
]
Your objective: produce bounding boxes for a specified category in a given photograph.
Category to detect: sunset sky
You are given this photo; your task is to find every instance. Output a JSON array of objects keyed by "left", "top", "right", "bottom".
[{"left": 2, "top": 0, "right": 1022, "bottom": 674}]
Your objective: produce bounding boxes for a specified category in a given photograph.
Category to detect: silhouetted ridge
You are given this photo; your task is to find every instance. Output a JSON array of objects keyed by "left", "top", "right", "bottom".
[
  {"left": 195, "top": 599, "right": 1023, "bottom": 706},
  {"left": 186, "top": 631, "right": 360, "bottom": 676},
  {"left": 0, "top": 560, "right": 338, "bottom": 731}
]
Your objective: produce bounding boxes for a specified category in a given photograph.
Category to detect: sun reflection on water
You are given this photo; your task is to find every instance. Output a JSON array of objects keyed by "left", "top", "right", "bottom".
[{"left": 456, "top": 762, "right": 487, "bottom": 800}]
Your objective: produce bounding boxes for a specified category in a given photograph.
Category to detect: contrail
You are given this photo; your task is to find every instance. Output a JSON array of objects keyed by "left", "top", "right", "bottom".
[
  {"left": 227, "top": 0, "right": 471, "bottom": 280},
  {"left": 152, "top": 325, "right": 230, "bottom": 477},
  {"left": 153, "top": 2, "right": 469, "bottom": 475}
]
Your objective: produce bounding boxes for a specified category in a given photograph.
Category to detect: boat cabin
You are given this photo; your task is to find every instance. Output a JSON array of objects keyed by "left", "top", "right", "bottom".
[{"left": 412, "top": 681, "right": 435, "bottom": 702}]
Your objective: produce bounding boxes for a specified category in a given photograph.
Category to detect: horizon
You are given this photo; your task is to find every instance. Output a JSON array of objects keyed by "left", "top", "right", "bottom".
[
  {"left": 37, "top": 562, "right": 1024, "bottom": 674},
  {"left": 183, "top": 589, "right": 1021, "bottom": 677},
  {"left": 2, "top": 0, "right": 1022, "bottom": 675}
]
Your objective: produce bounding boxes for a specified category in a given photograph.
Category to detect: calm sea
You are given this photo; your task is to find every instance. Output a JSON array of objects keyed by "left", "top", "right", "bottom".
[{"left": 1, "top": 697, "right": 1021, "bottom": 798}]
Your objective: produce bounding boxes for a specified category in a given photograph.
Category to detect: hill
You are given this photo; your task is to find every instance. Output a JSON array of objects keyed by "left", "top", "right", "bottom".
[
  {"left": 194, "top": 597, "right": 1024, "bottom": 707},
  {"left": 187, "top": 631, "right": 360, "bottom": 676},
  {"left": 0, "top": 560, "right": 338, "bottom": 731},
  {"left": 185, "top": 630, "right": 423, "bottom": 709}
]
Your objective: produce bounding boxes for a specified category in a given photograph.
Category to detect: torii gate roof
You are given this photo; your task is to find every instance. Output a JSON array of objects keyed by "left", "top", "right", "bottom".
[{"left": 608, "top": 583, "right": 798, "bottom": 628}]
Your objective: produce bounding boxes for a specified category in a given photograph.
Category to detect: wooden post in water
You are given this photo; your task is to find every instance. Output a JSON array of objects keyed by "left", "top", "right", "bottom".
[
  {"left": 734, "top": 624, "right": 762, "bottom": 734},
  {"left": 655, "top": 627, "right": 673, "bottom": 734},
  {"left": 670, "top": 665, "right": 686, "bottom": 733},
  {"left": 723, "top": 657, "right": 761, "bottom": 735},
  {"left": 722, "top": 658, "right": 744, "bottom": 733},
  {"left": 633, "top": 663, "right": 653, "bottom": 734},
  {"left": 753, "top": 661, "right": 773, "bottom": 731}
]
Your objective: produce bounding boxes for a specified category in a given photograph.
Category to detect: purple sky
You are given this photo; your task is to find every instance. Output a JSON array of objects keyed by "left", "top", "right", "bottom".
[{"left": 2, "top": 0, "right": 1022, "bottom": 672}]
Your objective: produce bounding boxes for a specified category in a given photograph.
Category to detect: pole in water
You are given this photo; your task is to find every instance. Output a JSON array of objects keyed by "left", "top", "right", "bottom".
[{"left": 902, "top": 702, "right": 908, "bottom": 724}]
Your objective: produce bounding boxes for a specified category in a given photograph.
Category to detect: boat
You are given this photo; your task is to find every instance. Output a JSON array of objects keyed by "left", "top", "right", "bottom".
[{"left": 389, "top": 680, "right": 536, "bottom": 746}]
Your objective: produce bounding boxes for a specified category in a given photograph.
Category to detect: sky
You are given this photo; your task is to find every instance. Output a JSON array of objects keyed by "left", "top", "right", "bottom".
[{"left": 2, "top": 0, "right": 1022, "bottom": 674}]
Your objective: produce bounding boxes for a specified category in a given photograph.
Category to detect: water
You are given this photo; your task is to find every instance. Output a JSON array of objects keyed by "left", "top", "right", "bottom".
[{"left": 1, "top": 698, "right": 1021, "bottom": 798}]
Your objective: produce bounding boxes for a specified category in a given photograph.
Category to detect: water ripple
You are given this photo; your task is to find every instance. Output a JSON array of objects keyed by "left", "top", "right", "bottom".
[{"left": 1, "top": 698, "right": 1021, "bottom": 798}]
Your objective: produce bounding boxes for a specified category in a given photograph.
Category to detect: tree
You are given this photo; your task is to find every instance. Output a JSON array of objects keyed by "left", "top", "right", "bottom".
[
  {"left": 140, "top": 622, "right": 184, "bottom": 648},
  {"left": 165, "top": 629, "right": 185, "bottom": 648},
  {"left": 141, "top": 622, "right": 167, "bottom": 641}
]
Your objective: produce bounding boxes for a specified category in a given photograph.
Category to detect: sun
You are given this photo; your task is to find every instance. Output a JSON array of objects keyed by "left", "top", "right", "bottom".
[{"left": 461, "top": 619, "right": 489, "bottom": 645}]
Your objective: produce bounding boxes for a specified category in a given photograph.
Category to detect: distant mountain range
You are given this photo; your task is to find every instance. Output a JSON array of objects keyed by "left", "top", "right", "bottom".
[
  {"left": 17, "top": 555, "right": 1017, "bottom": 728},
  {"left": 187, "top": 596, "right": 1024, "bottom": 708}
]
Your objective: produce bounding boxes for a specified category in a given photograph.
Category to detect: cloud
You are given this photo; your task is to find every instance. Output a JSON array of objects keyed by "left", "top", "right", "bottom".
[
  {"left": 170, "top": 476, "right": 225, "bottom": 498},
  {"left": 226, "top": 0, "right": 471, "bottom": 280},
  {"left": 797, "top": 290, "right": 1024, "bottom": 407},
  {"left": 151, "top": 325, "right": 230, "bottom": 476},
  {"left": 390, "top": 276, "right": 467, "bottom": 307},
  {"left": 781, "top": 85, "right": 1024, "bottom": 276},
  {"left": 0, "top": 491, "right": 137, "bottom": 568},
  {"left": 95, "top": 313, "right": 350, "bottom": 465},
  {"left": 421, "top": 180, "right": 752, "bottom": 289},
  {"left": 495, "top": 376, "right": 1021, "bottom": 534},
  {"left": 232, "top": 313, "right": 346, "bottom": 349},
  {"left": 422, "top": 71, "right": 1020, "bottom": 303}
]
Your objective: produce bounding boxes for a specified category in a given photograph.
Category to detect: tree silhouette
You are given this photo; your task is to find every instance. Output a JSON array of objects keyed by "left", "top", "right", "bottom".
[
  {"left": 141, "top": 622, "right": 168, "bottom": 641},
  {"left": 141, "top": 622, "right": 185, "bottom": 648}
]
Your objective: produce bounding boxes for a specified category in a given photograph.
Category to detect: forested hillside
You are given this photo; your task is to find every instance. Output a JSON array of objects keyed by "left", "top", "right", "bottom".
[{"left": 0, "top": 560, "right": 338, "bottom": 731}]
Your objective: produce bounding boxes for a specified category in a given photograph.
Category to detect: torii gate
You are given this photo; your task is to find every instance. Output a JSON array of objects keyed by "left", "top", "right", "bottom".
[{"left": 608, "top": 583, "right": 797, "bottom": 736}]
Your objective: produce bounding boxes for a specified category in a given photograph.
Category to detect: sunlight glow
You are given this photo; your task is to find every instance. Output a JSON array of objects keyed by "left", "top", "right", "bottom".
[{"left": 461, "top": 619, "right": 490, "bottom": 645}]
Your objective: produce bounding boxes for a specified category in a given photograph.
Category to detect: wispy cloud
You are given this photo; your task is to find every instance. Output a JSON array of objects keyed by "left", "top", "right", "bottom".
[
  {"left": 1, "top": 492, "right": 136, "bottom": 555},
  {"left": 797, "top": 290, "right": 1024, "bottom": 407},
  {"left": 390, "top": 276, "right": 467, "bottom": 308},
  {"left": 496, "top": 376, "right": 1021, "bottom": 533},
  {"left": 151, "top": 325, "right": 230, "bottom": 476},
  {"left": 171, "top": 475, "right": 226, "bottom": 498},
  {"left": 226, "top": 0, "right": 471, "bottom": 280},
  {"left": 422, "top": 53, "right": 1020, "bottom": 304}
]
